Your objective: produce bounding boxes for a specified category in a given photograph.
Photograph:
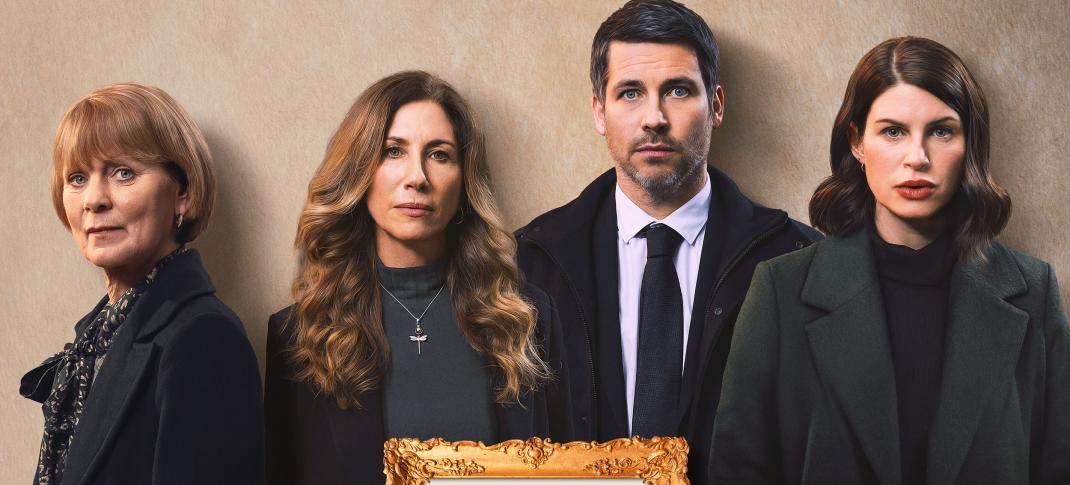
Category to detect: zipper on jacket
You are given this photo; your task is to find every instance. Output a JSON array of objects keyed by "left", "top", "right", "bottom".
[
  {"left": 518, "top": 235, "right": 599, "bottom": 407},
  {"left": 705, "top": 218, "right": 788, "bottom": 334}
]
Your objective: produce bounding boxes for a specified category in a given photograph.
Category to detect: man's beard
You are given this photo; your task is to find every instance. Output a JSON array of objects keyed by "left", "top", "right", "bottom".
[{"left": 615, "top": 123, "right": 711, "bottom": 203}]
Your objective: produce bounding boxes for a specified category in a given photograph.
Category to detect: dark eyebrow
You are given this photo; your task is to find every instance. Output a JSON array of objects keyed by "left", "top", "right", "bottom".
[
  {"left": 662, "top": 76, "right": 700, "bottom": 90},
  {"left": 611, "top": 79, "right": 644, "bottom": 92},
  {"left": 425, "top": 139, "right": 456, "bottom": 149},
  {"left": 926, "top": 116, "right": 960, "bottom": 127},
  {"left": 873, "top": 116, "right": 960, "bottom": 127},
  {"left": 386, "top": 137, "right": 456, "bottom": 149}
]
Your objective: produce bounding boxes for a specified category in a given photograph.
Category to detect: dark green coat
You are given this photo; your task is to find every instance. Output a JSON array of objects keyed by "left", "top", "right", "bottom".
[{"left": 709, "top": 229, "right": 1070, "bottom": 485}]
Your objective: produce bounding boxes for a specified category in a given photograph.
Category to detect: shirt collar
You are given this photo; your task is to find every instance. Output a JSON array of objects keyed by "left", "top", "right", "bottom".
[{"left": 615, "top": 173, "right": 711, "bottom": 247}]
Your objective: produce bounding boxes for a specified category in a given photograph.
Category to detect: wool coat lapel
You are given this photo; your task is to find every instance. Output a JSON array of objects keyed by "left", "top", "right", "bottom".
[
  {"left": 925, "top": 245, "right": 1028, "bottom": 485},
  {"left": 801, "top": 230, "right": 902, "bottom": 485},
  {"left": 61, "top": 339, "right": 155, "bottom": 485},
  {"left": 62, "top": 251, "right": 216, "bottom": 485},
  {"left": 799, "top": 231, "right": 1034, "bottom": 485}
]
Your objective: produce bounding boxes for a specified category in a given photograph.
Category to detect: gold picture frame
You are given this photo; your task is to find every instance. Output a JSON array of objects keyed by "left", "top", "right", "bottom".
[{"left": 383, "top": 436, "right": 689, "bottom": 484}]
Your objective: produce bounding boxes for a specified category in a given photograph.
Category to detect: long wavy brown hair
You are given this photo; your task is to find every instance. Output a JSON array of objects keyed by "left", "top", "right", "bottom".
[{"left": 289, "top": 71, "right": 548, "bottom": 410}]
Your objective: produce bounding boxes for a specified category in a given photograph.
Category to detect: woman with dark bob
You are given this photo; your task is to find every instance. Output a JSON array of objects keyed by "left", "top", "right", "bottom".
[
  {"left": 264, "top": 70, "right": 571, "bottom": 484},
  {"left": 710, "top": 37, "right": 1069, "bottom": 484},
  {"left": 20, "top": 83, "right": 264, "bottom": 485}
]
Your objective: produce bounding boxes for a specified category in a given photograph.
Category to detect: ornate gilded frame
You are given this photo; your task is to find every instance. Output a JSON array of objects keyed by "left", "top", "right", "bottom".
[{"left": 383, "top": 436, "right": 689, "bottom": 484}]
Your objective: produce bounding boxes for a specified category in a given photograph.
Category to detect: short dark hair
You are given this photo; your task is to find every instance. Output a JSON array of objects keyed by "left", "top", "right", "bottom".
[
  {"left": 590, "top": 0, "right": 719, "bottom": 104},
  {"left": 809, "top": 36, "right": 1011, "bottom": 262}
]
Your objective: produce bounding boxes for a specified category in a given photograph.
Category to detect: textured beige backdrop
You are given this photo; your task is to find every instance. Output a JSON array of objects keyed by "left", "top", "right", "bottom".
[{"left": 2, "top": 0, "right": 1067, "bottom": 481}]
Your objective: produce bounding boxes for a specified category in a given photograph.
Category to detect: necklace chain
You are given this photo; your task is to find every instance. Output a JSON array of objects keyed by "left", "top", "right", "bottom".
[
  {"left": 378, "top": 282, "right": 445, "bottom": 329},
  {"left": 380, "top": 282, "right": 442, "bottom": 353}
]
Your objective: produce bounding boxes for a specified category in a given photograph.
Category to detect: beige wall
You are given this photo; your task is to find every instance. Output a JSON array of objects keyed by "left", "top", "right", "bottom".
[{"left": 2, "top": 0, "right": 1067, "bottom": 480}]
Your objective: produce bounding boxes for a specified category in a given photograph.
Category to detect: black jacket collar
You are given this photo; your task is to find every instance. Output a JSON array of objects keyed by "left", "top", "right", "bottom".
[
  {"left": 67, "top": 249, "right": 217, "bottom": 340},
  {"left": 518, "top": 165, "right": 793, "bottom": 436},
  {"left": 517, "top": 165, "right": 790, "bottom": 325}
]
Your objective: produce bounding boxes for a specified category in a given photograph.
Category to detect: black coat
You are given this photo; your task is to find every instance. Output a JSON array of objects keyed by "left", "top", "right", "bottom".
[
  {"left": 20, "top": 250, "right": 265, "bottom": 485},
  {"left": 264, "top": 283, "right": 572, "bottom": 485},
  {"left": 514, "top": 166, "right": 821, "bottom": 485},
  {"left": 710, "top": 229, "right": 1070, "bottom": 485}
]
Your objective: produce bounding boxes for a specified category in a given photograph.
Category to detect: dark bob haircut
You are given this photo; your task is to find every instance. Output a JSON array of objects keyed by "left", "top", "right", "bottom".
[
  {"left": 809, "top": 36, "right": 1011, "bottom": 262},
  {"left": 590, "top": 0, "right": 719, "bottom": 105}
]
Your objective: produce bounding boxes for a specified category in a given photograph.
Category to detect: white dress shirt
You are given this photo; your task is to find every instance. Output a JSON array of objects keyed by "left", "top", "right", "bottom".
[{"left": 616, "top": 175, "right": 711, "bottom": 434}]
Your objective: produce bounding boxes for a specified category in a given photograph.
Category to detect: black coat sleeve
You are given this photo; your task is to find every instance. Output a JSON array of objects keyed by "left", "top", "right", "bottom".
[
  {"left": 1037, "top": 265, "right": 1070, "bottom": 484},
  {"left": 264, "top": 308, "right": 302, "bottom": 485},
  {"left": 152, "top": 312, "right": 265, "bottom": 485},
  {"left": 538, "top": 287, "right": 575, "bottom": 442}
]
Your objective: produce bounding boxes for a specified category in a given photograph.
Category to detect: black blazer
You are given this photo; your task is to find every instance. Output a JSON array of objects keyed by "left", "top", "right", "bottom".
[
  {"left": 20, "top": 249, "right": 265, "bottom": 485},
  {"left": 710, "top": 229, "right": 1070, "bottom": 485},
  {"left": 264, "top": 283, "right": 572, "bottom": 485},
  {"left": 515, "top": 166, "right": 821, "bottom": 485}
]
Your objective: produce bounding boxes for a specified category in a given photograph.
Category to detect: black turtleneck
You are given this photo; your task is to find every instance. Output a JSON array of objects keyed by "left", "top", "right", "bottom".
[
  {"left": 869, "top": 222, "right": 956, "bottom": 485},
  {"left": 376, "top": 259, "right": 495, "bottom": 443}
]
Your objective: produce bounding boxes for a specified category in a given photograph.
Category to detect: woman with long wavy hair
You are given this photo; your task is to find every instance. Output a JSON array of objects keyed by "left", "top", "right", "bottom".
[{"left": 264, "top": 71, "right": 571, "bottom": 484}]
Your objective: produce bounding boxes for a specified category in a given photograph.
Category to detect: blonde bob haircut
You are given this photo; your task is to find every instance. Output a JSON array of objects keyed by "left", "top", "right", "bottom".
[{"left": 51, "top": 82, "right": 216, "bottom": 243}]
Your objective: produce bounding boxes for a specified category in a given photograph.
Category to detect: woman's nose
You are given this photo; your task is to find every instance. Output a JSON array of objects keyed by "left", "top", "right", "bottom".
[
  {"left": 903, "top": 140, "right": 931, "bottom": 171},
  {"left": 83, "top": 176, "right": 112, "bottom": 212},
  {"left": 402, "top": 157, "right": 430, "bottom": 191}
]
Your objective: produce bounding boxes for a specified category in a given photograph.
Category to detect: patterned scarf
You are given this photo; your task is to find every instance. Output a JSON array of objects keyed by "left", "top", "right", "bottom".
[{"left": 31, "top": 247, "right": 187, "bottom": 485}]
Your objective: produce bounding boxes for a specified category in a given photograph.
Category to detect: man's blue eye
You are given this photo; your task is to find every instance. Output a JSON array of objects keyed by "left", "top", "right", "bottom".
[
  {"left": 622, "top": 90, "right": 639, "bottom": 100},
  {"left": 669, "top": 87, "right": 689, "bottom": 97}
]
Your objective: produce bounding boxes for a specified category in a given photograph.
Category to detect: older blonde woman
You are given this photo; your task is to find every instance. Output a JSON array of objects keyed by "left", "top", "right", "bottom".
[{"left": 20, "top": 83, "right": 263, "bottom": 485}]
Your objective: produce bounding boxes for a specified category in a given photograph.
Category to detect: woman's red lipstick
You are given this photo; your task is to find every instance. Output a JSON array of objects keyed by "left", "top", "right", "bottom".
[{"left": 895, "top": 180, "right": 936, "bottom": 200}]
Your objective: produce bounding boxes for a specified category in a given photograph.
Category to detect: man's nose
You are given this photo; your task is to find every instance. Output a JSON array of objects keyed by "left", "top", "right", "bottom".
[{"left": 641, "top": 98, "right": 669, "bottom": 133}]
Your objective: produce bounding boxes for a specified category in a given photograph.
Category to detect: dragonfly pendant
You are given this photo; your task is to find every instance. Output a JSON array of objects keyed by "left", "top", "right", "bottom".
[{"left": 409, "top": 321, "right": 428, "bottom": 355}]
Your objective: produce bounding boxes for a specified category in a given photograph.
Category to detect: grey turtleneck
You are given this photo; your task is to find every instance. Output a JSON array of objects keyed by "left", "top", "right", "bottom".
[{"left": 376, "top": 258, "right": 496, "bottom": 443}]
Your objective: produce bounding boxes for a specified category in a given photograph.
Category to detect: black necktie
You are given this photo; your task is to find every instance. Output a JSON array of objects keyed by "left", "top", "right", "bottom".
[{"left": 631, "top": 222, "right": 684, "bottom": 437}]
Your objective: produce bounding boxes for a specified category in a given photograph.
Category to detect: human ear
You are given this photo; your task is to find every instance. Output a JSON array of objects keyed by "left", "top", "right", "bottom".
[
  {"left": 709, "top": 85, "right": 725, "bottom": 129},
  {"left": 849, "top": 122, "right": 865, "bottom": 163},
  {"left": 592, "top": 93, "right": 606, "bottom": 137},
  {"left": 174, "top": 179, "right": 190, "bottom": 227}
]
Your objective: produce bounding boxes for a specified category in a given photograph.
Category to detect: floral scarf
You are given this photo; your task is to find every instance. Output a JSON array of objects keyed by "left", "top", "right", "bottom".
[{"left": 27, "top": 247, "right": 186, "bottom": 485}]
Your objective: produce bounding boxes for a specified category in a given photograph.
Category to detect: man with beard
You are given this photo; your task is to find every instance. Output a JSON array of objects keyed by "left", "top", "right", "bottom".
[{"left": 515, "top": 1, "right": 820, "bottom": 483}]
